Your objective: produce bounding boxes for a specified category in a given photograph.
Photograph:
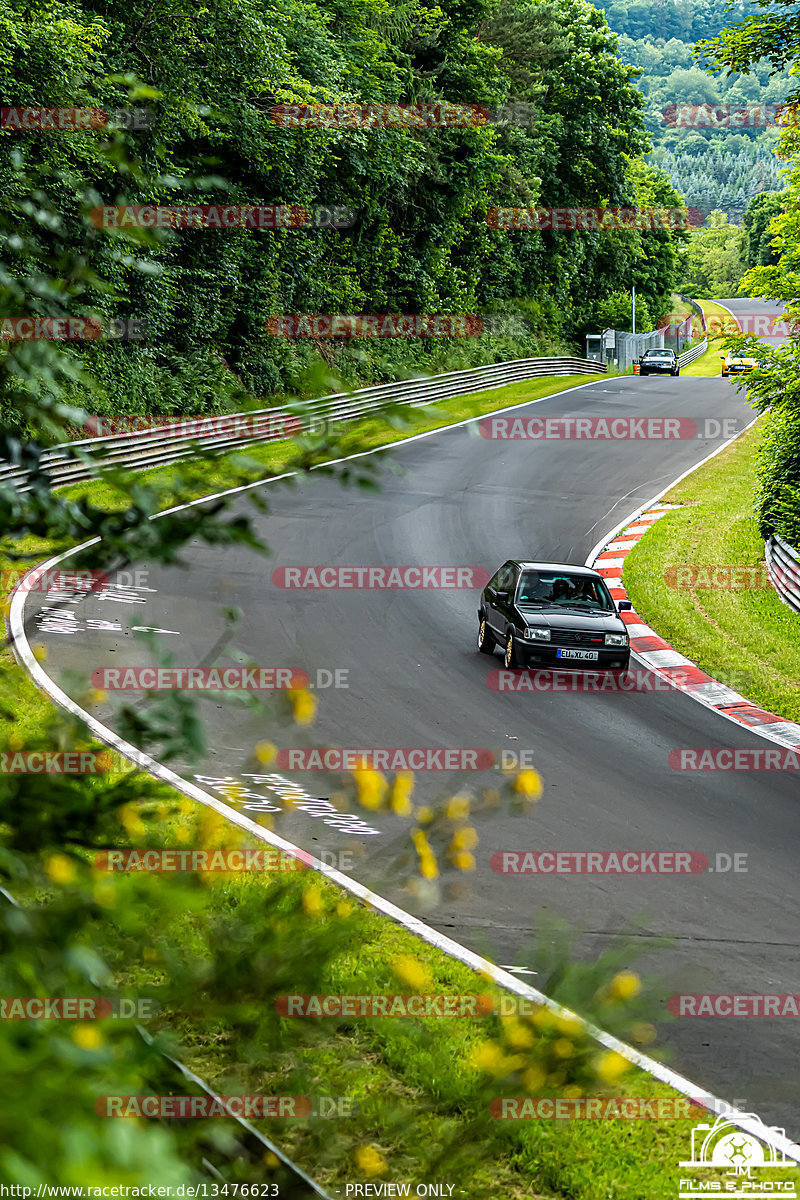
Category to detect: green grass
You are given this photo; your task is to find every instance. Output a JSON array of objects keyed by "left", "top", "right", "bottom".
[
  {"left": 623, "top": 419, "right": 800, "bottom": 720},
  {"left": 172, "top": 875, "right": 717, "bottom": 1200}
]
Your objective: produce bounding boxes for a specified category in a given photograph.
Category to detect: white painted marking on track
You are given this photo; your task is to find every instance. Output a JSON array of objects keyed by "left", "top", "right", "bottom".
[{"left": 131, "top": 626, "right": 180, "bottom": 635}]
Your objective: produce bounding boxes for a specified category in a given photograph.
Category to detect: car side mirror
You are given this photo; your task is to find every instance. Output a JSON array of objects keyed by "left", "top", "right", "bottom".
[
  {"left": 495, "top": 590, "right": 510, "bottom": 601},
  {"left": 618, "top": 600, "right": 632, "bottom": 611}
]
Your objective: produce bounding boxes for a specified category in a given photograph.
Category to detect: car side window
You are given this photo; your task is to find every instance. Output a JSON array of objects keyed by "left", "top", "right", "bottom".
[{"left": 491, "top": 564, "right": 515, "bottom": 592}]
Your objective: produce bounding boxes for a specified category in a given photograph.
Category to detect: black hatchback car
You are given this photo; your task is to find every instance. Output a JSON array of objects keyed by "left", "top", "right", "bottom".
[
  {"left": 638, "top": 348, "right": 679, "bottom": 376},
  {"left": 478, "top": 561, "right": 632, "bottom": 670}
]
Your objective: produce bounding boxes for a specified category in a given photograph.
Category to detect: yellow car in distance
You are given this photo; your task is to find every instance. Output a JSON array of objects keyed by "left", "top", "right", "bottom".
[{"left": 721, "top": 352, "right": 758, "bottom": 377}]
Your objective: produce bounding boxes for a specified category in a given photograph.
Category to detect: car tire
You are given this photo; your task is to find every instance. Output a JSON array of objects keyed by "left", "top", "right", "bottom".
[
  {"left": 673, "top": 369, "right": 680, "bottom": 376},
  {"left": 504, "top": 630, "right": 521, "bottom": 670},
  {"left": 477, "top": 616, "right": 496, "bottom": 655}
]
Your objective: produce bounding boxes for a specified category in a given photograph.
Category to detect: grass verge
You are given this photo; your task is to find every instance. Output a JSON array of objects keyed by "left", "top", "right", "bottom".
[
  {"left": 681, "top": 300, "right": 740, "bottom": 378},
  {"left": 623, "top": 419, "right": 800, "bottom": 721}
]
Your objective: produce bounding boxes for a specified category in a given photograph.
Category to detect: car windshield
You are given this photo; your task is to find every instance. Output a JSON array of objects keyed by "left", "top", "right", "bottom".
[
  {"left": 517, "top": 572, "right": 613, "bottom": 611},
  {"left": 643, "top": 350, "right": 673, "bottom": 358}
]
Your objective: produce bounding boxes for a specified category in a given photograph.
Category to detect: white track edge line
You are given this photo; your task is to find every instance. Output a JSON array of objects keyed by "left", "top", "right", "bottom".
[
  {"left": 584, "top": 412, "right": 760, "bottom": 566},
  {"left": 9, "top": 390, "right": 800, "bottom": 1161}
]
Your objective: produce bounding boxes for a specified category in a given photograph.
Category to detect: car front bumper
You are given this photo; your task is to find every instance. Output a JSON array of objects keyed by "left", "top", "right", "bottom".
[{"left": 519, "top": 643, "right": 630, "bottom": 669}]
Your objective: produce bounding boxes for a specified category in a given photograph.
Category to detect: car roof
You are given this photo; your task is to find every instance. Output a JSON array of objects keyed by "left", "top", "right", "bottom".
[
  {"left": 509, "top": 561, "right": 603, "bottom": 578},
  {"left": 642, "top": 348, "right": 674, "bottom": 354}
]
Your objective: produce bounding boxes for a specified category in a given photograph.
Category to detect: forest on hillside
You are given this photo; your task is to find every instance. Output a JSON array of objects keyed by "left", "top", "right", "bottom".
[
  {"left": 0, "top": 0, "right": 691, "bottom": 413},
  {"left": 600, "top": 0, "right": 791, "bottom": 221}
]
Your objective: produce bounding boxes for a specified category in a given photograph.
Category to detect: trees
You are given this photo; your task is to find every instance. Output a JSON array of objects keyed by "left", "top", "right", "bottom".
[
  {"left": 743, "top": 191, "right": 785, "bottom": 266},
  {"left": 675, "top": 210, "right": 747, "bottom": 296},
  {"left": 596, "top": 289, "right": 654, "bottom": 331}
]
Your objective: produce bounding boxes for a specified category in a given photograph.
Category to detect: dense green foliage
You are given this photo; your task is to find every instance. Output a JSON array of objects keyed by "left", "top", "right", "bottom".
[
  {"left": 0, "top": 0, "right": 688, "bottom": 414},
  {"left": 598, "top": 0, "right": 790, "bottom": 222},
  {"left": 596, "top": 289, "right": 654, "bottom": 331},
  {"left": 743, "top": 190, "right": 784, "bottom": 265},
  {"left": 695, "top": 0, "right": 800, "bottom": 545},
  {"left": 675, "top": 210, "right": 747, "bottom": 296}
]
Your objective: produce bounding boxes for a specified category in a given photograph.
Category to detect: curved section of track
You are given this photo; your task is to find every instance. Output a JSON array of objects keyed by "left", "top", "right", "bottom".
[{"left": 16, "top": 338, "right": 800, "bottom": 1127}]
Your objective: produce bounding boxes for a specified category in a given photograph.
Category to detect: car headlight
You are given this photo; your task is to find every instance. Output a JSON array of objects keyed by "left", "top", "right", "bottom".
[
  {"left": 525, "top": 627, "right": 551, "bottom": 641},
  {"left": 605, "top": 632, "right": 628, "bottom": 647}
]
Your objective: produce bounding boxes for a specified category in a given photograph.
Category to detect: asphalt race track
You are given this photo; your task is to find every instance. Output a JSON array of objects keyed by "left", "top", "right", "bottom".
[
  {"left": 18, "top": 299, "right": 800, "bottom": 1129},
  {"left": 715, "top": 296, "right": 790, "bottom": 347}
]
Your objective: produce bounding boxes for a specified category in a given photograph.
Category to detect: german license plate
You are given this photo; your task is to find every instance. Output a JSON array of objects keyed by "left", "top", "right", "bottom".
[{"left": 556, "top": 648, "right": 599, "bottom": 661}]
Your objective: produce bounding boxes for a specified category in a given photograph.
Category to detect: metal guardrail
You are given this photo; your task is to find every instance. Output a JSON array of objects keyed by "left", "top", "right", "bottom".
[
  {"left": 766, "top": 534, "right": 800, "bottom": 615},
  {"left": 677, "top": 338, "right": 709, "bottom": 367},
  {"left": 679, "top": 295, "right": 709, "bottom": 333},
  {"left": 0, "top": 356, "right": 605, "bottom": 493}
]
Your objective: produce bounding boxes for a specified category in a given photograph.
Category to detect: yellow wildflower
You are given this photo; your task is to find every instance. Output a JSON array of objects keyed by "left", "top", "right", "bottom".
[
  {"left": 355, "top": 1147, "right": 387, "bottom": 1177},
  {"left": 609, "top": 971, "right": 641, "bottom": 1001},
  {"left": 45, "top": 854, "right": 76, "bottom": 885}
]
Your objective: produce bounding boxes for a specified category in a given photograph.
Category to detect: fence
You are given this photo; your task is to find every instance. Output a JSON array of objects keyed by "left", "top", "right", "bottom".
[
  {"left": 608, "top": 330, "right": 665, "bottom": 372},
  {"left": 765, "top": 534, "right": 800, "bottom": 615},
  {"left": 0, "top": 356, "right": 606, "bottom": 493},
  {"left": 678, "top": 296, "right": 709, "bottom": 333}
]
